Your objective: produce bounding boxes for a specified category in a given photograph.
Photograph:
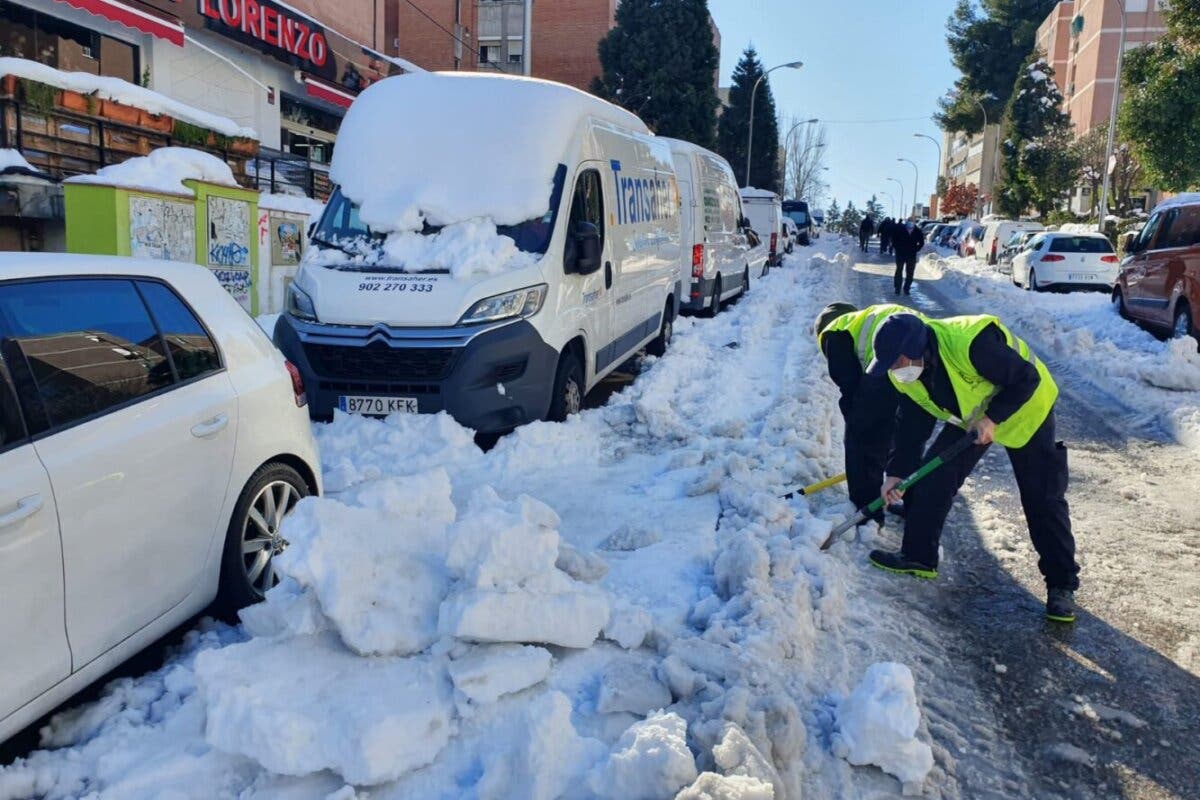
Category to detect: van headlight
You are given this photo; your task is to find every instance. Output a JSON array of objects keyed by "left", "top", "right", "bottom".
[
  {"left": 286, "top": 283, "right": 319, "bottom": 322},
  {"left": 459, "top": 284, "right": 547, "bottom": 325}
]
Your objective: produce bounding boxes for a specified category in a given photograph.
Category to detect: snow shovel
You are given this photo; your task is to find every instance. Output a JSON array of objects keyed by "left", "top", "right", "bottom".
[
  {"left": 781, "top": 472, "right": 847, "bottom": 500},
  {"left": 819, "top": 430, "right": 980, "bottom": 551}
]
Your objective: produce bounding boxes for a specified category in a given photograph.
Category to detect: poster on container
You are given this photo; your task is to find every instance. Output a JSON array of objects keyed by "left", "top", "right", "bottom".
[
  {"left": 129, "top": 196, "right": 195, "bottom": 262},
  {"left": 207, "top": 196, "right": 252, "bottom": 311}
]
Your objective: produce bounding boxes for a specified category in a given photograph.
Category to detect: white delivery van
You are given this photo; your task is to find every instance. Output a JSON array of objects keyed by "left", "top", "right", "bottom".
[
  {"left": 662, "top": 138, "right": 765, "bottom": 315},
  {"left": 739, "top": 187, "right": 784, "bottom": 266},
  {"left": 979, "top": 220, "right": 1045, "bottom": 265},
  {"left": 274, "top": 73, "right": 681, "bottom": 434}
]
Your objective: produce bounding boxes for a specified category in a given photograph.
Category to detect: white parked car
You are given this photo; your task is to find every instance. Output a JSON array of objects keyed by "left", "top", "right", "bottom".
[
  {"left": 664, "top": 137, "right": 763, "bottom": 316},
  {"left": 0, "top": 254, "right": 321, "bottom": 744},
  {"left": 1012, "top": 232, "right": 1120, "bottom": 291},
  {"left": 278, "top": 73, "right": 681, "bottom": 434}
]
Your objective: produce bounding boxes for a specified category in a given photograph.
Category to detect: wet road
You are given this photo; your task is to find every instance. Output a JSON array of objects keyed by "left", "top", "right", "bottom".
[{"left": 846, "top": 252, "right": 1200, "bottom": 799}]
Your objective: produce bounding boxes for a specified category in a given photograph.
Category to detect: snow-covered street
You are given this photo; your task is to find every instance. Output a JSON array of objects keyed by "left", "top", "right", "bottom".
[{"left": 3, "top": 238, "right": 1194, "bottom": 799}]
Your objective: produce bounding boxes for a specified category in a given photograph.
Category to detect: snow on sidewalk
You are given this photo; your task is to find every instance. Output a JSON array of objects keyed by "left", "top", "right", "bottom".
[
  {"left": 921, "top": 253, "right": 1200, "bottom": 451},
  {"left": 0, "top": 242, "right": 941, "bottom": 799}
]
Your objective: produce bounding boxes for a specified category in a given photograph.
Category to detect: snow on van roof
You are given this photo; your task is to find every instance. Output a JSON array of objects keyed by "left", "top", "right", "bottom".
[
  {"left": 64, "top": 147, "right": 237, "bottom": 196},
  {"left": 739, "top": 187, "right": 778, "bottom": 200},
  {"left": 330, "top": 72, "right": 649, "bottom": 233}
]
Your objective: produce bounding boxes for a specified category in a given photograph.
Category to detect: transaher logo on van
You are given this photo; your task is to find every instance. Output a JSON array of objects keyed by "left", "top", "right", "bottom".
[{"left": 610, "top": 160, "right": 675, "bottom": 226}]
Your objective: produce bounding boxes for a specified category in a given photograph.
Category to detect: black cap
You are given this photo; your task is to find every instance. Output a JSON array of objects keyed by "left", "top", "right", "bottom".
[
  {"left": 813, "top": 302, "right": 858, "bottom": 338},
  {"left": 866, "top": 314, "right": 928, "bottom": 376}
]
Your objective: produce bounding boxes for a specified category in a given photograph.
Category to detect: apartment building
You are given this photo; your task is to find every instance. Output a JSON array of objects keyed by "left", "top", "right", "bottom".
[{"left": 941, "top": 124, "right": 1002, "bottom": 216}]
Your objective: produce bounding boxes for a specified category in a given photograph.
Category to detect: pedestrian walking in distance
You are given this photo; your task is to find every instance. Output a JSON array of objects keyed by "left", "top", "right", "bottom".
[
  {"left": 813, "top": 302, "right": 918, "bottom": 527},
  {"left": 858, "top": 216, "right": 875, "bottom": 253},
  {"left": 864, "top": 313, "right": 1080, "bottom": 623},
  {"left": 878, "top": 217, "right": 893, "bottom": 256},
  {"left": 892, "top": 218, "right": 925, "bottom": 296}
]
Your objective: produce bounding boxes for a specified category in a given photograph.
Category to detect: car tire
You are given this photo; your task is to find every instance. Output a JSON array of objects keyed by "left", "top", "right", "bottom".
[
  {"left": 647, "top": 300, "right": 673, "bottom": 357},
  {"left": 547, "top": 349, "right": 584, "bottom": 422},
  {"left": 1029, "top": 269, "right": 1040, "bottom": 292},
  {"left": 1173, "top": 303, "right": 1195, "bottom": 345},
  {"left": 216, "top": 462, "right": 309, "bottom": 619},
  {"left": 743, "top": 266, "right": 751, "bottom": 296},
  {"left": 707, "top": 276, "right": 722, "bottom": 317},
  {"left": 1114, "top": 287, "right": 1132, "bottom": 321}
]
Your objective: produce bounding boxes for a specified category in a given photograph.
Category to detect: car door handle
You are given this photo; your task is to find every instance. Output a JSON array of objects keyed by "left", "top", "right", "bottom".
[
  {"left": 191, "top": 413, "right": 229, "bottom": 439},
  {"left": 0, "top": 494, "right": 43, "bottom": 529},
  {"left": 604, "top": 261, "right": 613, "bottom": 289}
]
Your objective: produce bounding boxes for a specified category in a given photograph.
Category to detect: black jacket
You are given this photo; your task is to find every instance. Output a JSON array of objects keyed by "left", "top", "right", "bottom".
[
  {"left": 892, "top": 222, "right": 925, "bottom": 259},
  {"left": 887, "top": 322, "right": 1043, "bottom": 476},
  {"left": 859, "top": 217, "right": 875, "bottom": 236}
]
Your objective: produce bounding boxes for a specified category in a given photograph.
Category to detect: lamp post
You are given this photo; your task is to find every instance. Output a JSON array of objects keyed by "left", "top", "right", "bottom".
[
  {"left": 887, "top": 177, "right": 905, "bottom": 222},
  {"left": 745, "top": 60, "right": 804, "bottom": 187},
  {"left": 898, "top": 158, "right": 919, "bottom": 219},
  {"left": 1098, "top": 1, "right": 1129, "bottom": 231},
  {"left": 914, "top": 133, "right": 942, "bottom": 216}
]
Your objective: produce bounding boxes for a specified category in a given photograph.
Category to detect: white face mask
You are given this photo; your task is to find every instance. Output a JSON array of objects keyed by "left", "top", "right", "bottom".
[{"left": 891, "top": 364, "right": 924, "bottom": 384}]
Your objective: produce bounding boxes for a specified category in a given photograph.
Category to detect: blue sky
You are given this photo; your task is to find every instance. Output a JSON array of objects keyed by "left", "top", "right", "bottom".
[{"left": 708, "top": 0, "right": 960, "bottom": 215}]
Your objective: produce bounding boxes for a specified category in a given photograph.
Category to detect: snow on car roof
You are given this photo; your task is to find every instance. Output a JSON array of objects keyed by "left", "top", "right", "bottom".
[{"left": 330, "top": 71, "right": 649, "bottom": 233}]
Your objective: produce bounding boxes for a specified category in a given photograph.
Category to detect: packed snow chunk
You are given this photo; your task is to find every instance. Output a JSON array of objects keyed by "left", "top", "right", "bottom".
[
  {"left": 195, "top": 633, "right": 454, "bottom": 786},
  {"left": 445, "top": 487, "right": 561, "bottom": 588},
  {"left": 596, "top": 656, "right": 672, "bottom": 715},
  {"left": 472, "top": 691, "right": 607, "bottom": 800},
  {"left": 711, "top": 723, "right": 781, "bottom": 795},
  {"left": 65, "top": 147, "right": 236, "bottom": 196},
  {"left": 675, "top": 773, "right": 775, "bottom": 800},
  {"left": 268, "top": 470, "right": 456, "bottom": 656},
  {"left": 447, "top": 644, "right": 552, "bottom": 706},
  {"left": 604, "top": 600, "right": 653, "bottom": 649},
  {"left": 331, "top": 71, "right": 646, "bottom": 233},
  {"left": 589, "top": 712, "right": 699, "bottom": 800},
  {"left": 833, "top": 663, "right": 934, "bottom": 791},
  {"left": 557, "top": 542, "right": 609, "bottom": 583},
  {"left": 600, "top": 523, "right": 663, "bottom": 551},
  {"left": 439, "top": 582, "right": 610, "bottom": 649}
]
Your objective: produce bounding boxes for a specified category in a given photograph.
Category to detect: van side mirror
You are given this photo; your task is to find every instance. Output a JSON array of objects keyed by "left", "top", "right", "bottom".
[
  {"left": 573, "top": 221, "right": 602, "bottom": 275},
  {"left": 1122, "top": 231, "right": 1138, "bottom": 253},
  {"left": 307, "top": 222, "right": 316, "bottom": 238}
]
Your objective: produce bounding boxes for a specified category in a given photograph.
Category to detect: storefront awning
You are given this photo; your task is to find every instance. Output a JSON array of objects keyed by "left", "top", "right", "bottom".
[
  {"left": 55, "top": 0, "right": 184, "bottom": 46},
  {"left": 302, "top": 76, "right": 356, "bottom": 110}
]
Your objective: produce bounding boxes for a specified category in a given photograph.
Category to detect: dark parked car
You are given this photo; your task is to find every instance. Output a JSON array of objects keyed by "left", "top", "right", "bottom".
[{"left": 1114, "top": 196, "right": 1200, "bottom": 344}]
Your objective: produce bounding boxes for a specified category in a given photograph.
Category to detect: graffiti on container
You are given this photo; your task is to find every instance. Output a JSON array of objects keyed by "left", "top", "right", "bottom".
[
  {"left": 207, "top": 196, "right": 251, "bottom": 268},
  {"left": 210, "top": 267, "right": 252, "bottom": 310},
  {"left": 129, "top": 196, "right": 195, "bottom": 262}
]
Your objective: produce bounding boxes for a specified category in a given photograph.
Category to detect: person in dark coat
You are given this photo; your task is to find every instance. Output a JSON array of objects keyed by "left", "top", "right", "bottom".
[
  {"left": 858, "top": 216, "right": 875, "bottom": 252},
  {"left": 878, "top": 217, "right": 894, "bottom": 256},
  {"left": 892, "top": 218, "right": 925, "bottom": 295}
]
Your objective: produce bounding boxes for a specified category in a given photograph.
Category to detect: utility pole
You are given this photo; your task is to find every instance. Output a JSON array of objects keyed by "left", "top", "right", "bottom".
[
  {"left": 523, "top": 0, "right": 533, "bottom": 76},
  {"left": 1098, "top": 0, "right": 1128, "bottom": 231}
]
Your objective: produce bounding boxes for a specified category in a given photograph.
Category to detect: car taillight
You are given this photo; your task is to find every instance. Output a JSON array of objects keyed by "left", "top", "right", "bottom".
[
  {"left": 285, "top": 360, "right": 307, "bottom": 408},
  {"left": 991, "top": 239, "right": 998, "bottom": 257},
  {"left": 1101, "top": 255, "right": 1118, "bottom": 263},
  {"left": 1041, "top": 254, "right": 1065, "bottom": 262},
  {"left": 770, "top": 232, "right": 778, "bottom": 254},
  {"left": 692, "top": 244, "right": 704, "bottom": 278}
]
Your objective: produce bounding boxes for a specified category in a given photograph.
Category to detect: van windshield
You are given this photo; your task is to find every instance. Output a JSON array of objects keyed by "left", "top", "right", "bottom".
[
  {"left": 311, "top": 164, "right": 567, "bottom": 270},
  {"left": 784, "top": 210, "right": 809, "bottom": 225}
]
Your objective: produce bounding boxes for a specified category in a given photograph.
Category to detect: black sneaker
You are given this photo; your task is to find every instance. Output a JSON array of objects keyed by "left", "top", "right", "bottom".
[
  {"left": 1046, "top": 588, "right": 1076, "bottom": 623},
  {"left": 868, "top": 549, "right": 938, "bottom": 580}
]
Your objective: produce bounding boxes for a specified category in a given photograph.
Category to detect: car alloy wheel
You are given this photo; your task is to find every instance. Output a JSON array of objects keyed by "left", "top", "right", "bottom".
[
  {"left": 242, "top": 479, "right": 301, "bottom": 595},
  {"left": 563, "top": 375, "right": 582, "bottom": 416}
]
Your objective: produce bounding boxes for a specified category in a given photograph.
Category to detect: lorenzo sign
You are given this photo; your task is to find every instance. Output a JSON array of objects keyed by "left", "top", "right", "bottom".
[{"left": 195, "top": 0, "right": 334, "bottom": 79}]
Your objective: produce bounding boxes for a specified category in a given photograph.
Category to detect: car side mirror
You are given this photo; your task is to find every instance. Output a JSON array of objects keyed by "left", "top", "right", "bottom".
[
  {"left": 307, "top": 222, "right": 316, "bottom": 238},
  {"left": 573, "top": 221, "right": 602, "bottom": 275},
  {"left": 1122, "top": 232, "right": 1138, "bottom": 253}
]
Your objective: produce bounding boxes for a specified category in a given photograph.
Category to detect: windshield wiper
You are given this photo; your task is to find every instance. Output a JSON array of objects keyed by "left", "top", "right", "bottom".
[{"left": 310, "top": 233, "right": 358, "bottom": 256}]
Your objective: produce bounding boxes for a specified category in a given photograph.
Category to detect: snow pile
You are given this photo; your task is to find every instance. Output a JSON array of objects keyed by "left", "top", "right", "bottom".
[
  {"left": 0, "top": 148, "right": 37, "bottom": 173},
  {"left": 588, "top": 711, "right": 698, "bottom": 799},
  {"left": 378, "top": 218, "right": 540, "bottom": 280},
  {"left": 64, "top": 147, "right": 237, "bottom": 196},
  {"left": 926, "top": 252, "right": 1200, "bottom": 449},
  {"left": 0, "top": 57, "right": 256, "bottom": 138},
  {"left": 832, "top": 662, "right": 934, "bottom": 792},
  {"left": 331, "top": 71, "right": 645, "bottom": 232},
  {"left": 739, "top": 187, "right": 779, "bottom": 200},
  {"left": 258, "top": 192, "right": 326, "bottom": 217}
]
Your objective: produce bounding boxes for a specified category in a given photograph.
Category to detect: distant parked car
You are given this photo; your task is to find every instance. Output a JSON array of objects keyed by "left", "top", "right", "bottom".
[
  {"left": 782, "top": 199, "right": 813, "bottom": 246},
  {"left": 1114, "top": 195, "right": 1200, "bottom": 343},
  {"left": 998, "top": 230, "right": 1042, "bottom": 271},
  {"left": 741, "top": 188, "right": 784, "bottom": 266},
  {"left": 957, "top": 223, "right": 986, "bottom": 258},
  {"left": 0, "top": 254, "right": 322, "bottom": 746},
  {"left": 928, "top": 223, "right": 953, "bottom": 247},
  {"left": 811, "top": 212, "right": 824, "bottom": 239},
  {"left": 980, "top": 220, "right": 1045, "bottom": 265},
  {"left": 781, "top": 217, "right": 799, "bottom": 254},
  {"left": 1012, "top": 232, "right": 1120, "bottom": 292}
]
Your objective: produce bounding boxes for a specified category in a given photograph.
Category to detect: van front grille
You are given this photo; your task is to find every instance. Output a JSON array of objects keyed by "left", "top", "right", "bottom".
[{"left": 305, "top": 342, "right": 458, "bottom": 381}]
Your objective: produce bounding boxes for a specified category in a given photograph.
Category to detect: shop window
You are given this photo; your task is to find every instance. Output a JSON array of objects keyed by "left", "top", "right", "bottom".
[{"left": 0, "top": 1, "right": 137, "bottom": 84}]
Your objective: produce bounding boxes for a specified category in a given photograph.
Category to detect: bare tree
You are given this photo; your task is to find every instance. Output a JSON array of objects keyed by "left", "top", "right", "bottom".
[{"left": 782, "top": 116, "right": 829, "bottom": 201}]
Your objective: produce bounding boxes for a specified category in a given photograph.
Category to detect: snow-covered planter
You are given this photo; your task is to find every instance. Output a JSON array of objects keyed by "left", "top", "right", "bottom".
[
  {"left": 138, "top": 109, "right": 174, "bottom": 134},
  {"left": 99, "top": 98, "right": 141, "bottom": 126}
]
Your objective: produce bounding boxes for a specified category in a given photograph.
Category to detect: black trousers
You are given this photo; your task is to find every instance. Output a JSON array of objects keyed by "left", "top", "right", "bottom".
[
  {"left": 901, "top": 409, "right": 1080, "bottom": 590},
  {"left": 859, "top": 233, "right": 870, "bottom": 251},
  {"left": 894, "top": 253, "right": 916, "bottom": 292},
  {"left": 880, "top": 235, "right": 890, "bottom": 255},
  {"left": 843, "top": 389, "right": 898, "bottom": 525}
]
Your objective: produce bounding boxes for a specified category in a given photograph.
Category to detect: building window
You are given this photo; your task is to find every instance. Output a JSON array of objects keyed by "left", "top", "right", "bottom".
[
  {"left": 0, "top": 0, "right": 138, "bottom": 84},
  {"left": 479, "top": 44, "right": 496, "bottom": 64}
]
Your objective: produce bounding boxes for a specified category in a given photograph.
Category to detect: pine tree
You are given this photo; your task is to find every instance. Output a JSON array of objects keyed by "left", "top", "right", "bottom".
[
  {"left": 593, "top": 0, "right": 720, "bottom": 147},
  {"left": 995, "top": 56, "right": 1079, "bottom": 217},
  {"left": 865, "top": 194, "right": 885, "bottom": 221},
  {"left": 716, "top": 46, "right": 782, "bottom": 192},
  {"left": 826, "top": 198, "right": 842, "bottom": 229},
  {"left": 840, "top": 201, "right": 863, "bottom": 236}
]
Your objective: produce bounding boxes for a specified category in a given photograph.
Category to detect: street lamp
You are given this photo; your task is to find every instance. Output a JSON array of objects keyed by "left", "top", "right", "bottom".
[
  {"left": 887, "top": 177, "right": 905, "bottom": 222},
  {"left": 898, "top": 157, "right": 919, "bottom": 219},
  {"left": 879, "top": 190, "right": 896, "bottom": 218},
  {"left": 745, "top": 60, "right": 804, "bottom": 187},
  {"left": 914, "top": 133, "right": 942, "bottom": 215},
  {"left": 1098, "top": 2, "right": 1129, "bottom": 231}
]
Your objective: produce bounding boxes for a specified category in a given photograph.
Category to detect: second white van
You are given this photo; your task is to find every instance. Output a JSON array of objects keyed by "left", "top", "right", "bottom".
[
  {"left": 274, "top": 73, "right": 682, "bottom": 434},
  {"left": 663, "top": 138, "right": 764, "bottom": 315},
  {"left": 740, "top": 188, "right": 784, "bottom": 267}
]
